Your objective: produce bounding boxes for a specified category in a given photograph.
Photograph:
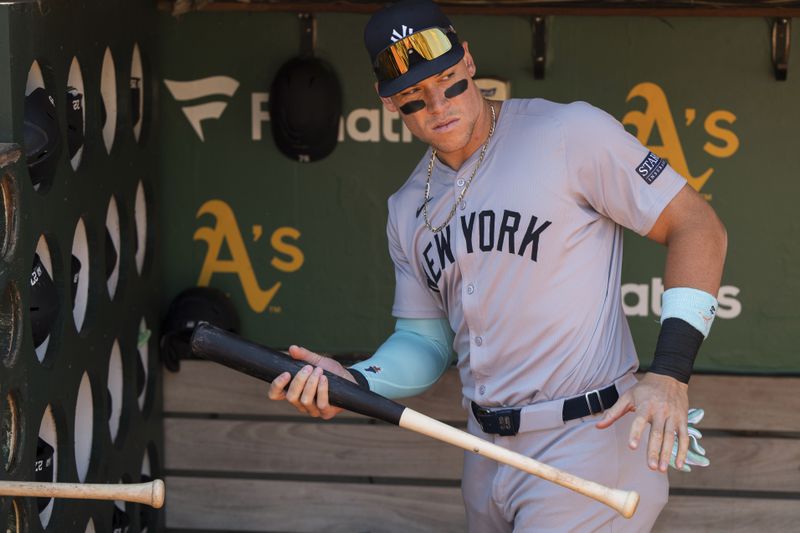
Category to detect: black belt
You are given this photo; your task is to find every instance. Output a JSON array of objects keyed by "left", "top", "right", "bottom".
[
  {"left": 471, "top": 384, "right": 620, "bottom": 436},
  {"left": 561, "top": 384, "right": 619, "bottom": 423}
]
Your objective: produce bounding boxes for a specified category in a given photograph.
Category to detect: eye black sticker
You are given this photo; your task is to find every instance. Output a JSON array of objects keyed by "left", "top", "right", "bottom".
[
  {"left": 399, "top": 100, "right": 426, "bottom": 115},
  {"left": 397, "top": 79, "right": 469, "bottom": 115},
  {"left": 444, "top": 79, "right": 468, "bottom": 99}
]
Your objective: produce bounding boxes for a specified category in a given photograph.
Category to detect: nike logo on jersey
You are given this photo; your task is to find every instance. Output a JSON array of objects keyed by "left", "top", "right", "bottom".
[
  {"left": 421, "top": 209, "right": 553, "bottom": 292},
  {"left": 416, "top": 197, "right": 434, "bottom": 218}
]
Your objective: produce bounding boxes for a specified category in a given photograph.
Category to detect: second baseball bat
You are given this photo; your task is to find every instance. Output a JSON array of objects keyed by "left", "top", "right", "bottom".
[
  {"left": 189, "top": 323, "right": 639, "bottom": 518},
  {"left": 0, "top": 480, "right": 165, "bottom": 508}
]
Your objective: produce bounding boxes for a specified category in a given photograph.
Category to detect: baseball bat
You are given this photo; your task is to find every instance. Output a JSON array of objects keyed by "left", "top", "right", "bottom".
[
  {"left": 0, "top": 480, "right": 165, "bottom": 508},
  {"left": 189, "top": 323, "right": 639, "bottom": 518}
]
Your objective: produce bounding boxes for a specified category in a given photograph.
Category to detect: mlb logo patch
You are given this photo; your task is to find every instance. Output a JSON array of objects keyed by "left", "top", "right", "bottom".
[{"left": 636, "top": 152, "right": 667, "bottom": 184}]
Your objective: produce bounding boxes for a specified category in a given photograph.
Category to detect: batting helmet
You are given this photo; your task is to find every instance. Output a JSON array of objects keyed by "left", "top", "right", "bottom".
[
  {"left": 30, "top": 253, "right": 59, "bottom": 348},
  {"left": 35, "top": 437, "right": 55, "bottom": 512},
  {"left": 65, "top": 86, "right": 84, "bottom": 159},
  {"left": 23, "top": 88, "right": 62, "bottom": 187},
  {"left": 160, "top": 286, "right": 240, "bottom": 372},
  {"left": 270, "top": 56, "right": 342, "bottom": 163}
]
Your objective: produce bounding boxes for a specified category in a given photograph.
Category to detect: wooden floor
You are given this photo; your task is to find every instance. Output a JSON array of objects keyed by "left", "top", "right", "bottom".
[{"left": 163, "top": 361, "right": 800, "bottom": 532}]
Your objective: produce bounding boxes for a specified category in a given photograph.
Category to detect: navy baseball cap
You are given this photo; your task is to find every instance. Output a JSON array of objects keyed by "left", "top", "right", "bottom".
[{"left": 365, "top": 0, "right": 464, "bottom": 97}]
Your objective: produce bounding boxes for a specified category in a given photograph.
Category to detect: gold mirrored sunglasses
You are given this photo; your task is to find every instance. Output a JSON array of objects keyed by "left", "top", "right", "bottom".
[{"left": 373, "top": 27, "right": 457, "bottom": 81}]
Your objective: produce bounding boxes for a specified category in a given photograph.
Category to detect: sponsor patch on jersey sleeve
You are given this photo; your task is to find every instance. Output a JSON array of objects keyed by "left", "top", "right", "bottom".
[{"left": 636, "top": 151, "right": 668, "bottom": 184}]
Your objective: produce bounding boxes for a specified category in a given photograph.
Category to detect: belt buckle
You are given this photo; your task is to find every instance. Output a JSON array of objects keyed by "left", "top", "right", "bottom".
[
  {"left": 493, "top": 408, "right": 520, "bottom": 436},
  {"left": 472, "top": 403, "right": 520, "bottom": 436},
  {"left": 584, "top": 389, "right": 604, "bottom": 415}
]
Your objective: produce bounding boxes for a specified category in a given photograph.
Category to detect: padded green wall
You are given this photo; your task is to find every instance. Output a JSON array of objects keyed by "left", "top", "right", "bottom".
[{"left": 156, "top": 12, "right": 797, "bottom": 373}]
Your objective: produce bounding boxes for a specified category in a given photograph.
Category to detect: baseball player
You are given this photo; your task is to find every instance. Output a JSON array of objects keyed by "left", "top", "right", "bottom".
[{"left": 268, "top": 1, "right": 726, "bottom": 530}]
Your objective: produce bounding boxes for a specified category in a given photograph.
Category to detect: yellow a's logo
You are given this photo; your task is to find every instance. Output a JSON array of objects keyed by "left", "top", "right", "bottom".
[
  {"left": 194, "top": 199, "right": 303, "bottom": 313},
  {"left": 622, "top": 82, "right": 739, "bottom": 195}
]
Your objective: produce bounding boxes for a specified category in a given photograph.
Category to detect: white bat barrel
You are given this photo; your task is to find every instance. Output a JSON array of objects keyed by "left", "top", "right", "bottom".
[
  {"left": 399, "top": 408, "right": 639, "bottom": 518},
  {"left": 0, "top": 480, "right": 165, "bottom": 508}
]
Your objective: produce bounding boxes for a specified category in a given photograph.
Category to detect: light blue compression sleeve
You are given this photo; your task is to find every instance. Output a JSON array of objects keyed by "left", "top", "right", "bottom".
[{"left": 348, "top": 318, "right": 455, "bottom": 399}]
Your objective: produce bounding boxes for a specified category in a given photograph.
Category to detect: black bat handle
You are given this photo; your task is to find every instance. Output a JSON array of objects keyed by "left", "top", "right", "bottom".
[{"left": 189, "top": 323, "right": 406, "bottom": 425}]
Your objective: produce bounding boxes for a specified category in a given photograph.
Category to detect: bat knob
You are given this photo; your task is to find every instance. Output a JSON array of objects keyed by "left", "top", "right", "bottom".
[
  {"left": 150, "top": 479, "right": 165, "bottom": 509},
  {"left": 621, "top": 490, "right": 639, "bottom": 519}
]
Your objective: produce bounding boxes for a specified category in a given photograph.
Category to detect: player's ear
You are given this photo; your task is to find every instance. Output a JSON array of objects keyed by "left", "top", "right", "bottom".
[
  {"left": 462, "top": 42, "right": 477, "bottom": 77},
  {"left": 376, "top": 82, "right": 399, "bottom": 112}
]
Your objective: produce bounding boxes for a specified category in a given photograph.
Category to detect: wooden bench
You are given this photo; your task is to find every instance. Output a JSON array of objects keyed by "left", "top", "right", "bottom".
[{"left": 162, "top": 361, "right": 800, "bottom": 532}]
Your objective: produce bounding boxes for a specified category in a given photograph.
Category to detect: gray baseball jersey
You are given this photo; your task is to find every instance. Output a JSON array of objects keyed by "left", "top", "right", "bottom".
[{"left": 387, "top": 98, "right": 686, "bottom": 408}]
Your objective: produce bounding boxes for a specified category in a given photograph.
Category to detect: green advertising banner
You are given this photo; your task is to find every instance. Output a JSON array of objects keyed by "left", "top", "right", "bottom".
[{"left": 158, "top": 12, "right": 799, "bottom": 373}]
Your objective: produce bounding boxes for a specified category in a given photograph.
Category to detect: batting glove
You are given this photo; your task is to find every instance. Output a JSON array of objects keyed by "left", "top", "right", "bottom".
[{"left": 670, "top": 408, "right": 710, "bottom": 472}]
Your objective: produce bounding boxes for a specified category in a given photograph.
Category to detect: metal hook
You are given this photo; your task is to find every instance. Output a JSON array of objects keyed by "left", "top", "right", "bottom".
[
  {"left": 532, "top": 16, "right": 546, "bottom": 80},
  {"left": 772, "top": 18, "right": 791, "bottom": 81},
  {"left": 299, "top": 13, "right": 316, "bottom": 57}
]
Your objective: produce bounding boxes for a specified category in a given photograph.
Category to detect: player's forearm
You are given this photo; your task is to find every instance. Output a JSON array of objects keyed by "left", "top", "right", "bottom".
[
  {"left": 661, "top": 217, "right": 727, "bottom": 294},
  {"left": 647, "top": 218, "right": 725, "bottom": 385},
  {"left": 348, "top": 318, "right": 455, "bottom": 399},
  {"left": 648, "top": 193, "right": 727, "bottom": 383},
  {"left": 646, "top": 184, "right": 728, "bottom": 295}
]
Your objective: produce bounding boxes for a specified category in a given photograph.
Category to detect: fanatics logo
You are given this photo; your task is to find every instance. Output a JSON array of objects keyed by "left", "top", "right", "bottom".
[
  {"left": 163, "top": 76, "right": 240, "bottom": 142},
  {"left": 365, "top": 365, "right": 382, "bottom": 374},
  {"left": 636, "top": 151, "right": 668, "bottom": 184},
  {"left": 390, "top": 25, "right": 414, "bottom": 42}
]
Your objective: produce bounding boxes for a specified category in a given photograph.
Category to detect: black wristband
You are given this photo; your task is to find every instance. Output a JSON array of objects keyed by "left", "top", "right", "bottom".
[
  {"left": 347, "top": 368, "right": 370, "bottom": 391},
  {"left": 648, "top": 317, "right": 704, "bottom": 384}
]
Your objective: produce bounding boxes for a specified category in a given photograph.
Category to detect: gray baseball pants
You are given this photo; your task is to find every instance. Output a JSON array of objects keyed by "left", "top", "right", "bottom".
[{"left": 462, "top": 385, "right": 669, "bottom": 531}]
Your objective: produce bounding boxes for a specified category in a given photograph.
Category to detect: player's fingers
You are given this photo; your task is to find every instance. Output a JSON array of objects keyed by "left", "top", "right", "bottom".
[
  {"left": 285, "top": 364, "right": 313, "bottom": 413},
  {"left": 628, "top": 413, "right": 649, "bottom": 450},
  {"left": 300, "top": 367, "right": 324, "bottom": 417},
  {"left": 317, "top": 375, "right": 344, "bottom": 420},
  {"left": 675, "top": 422, "right": 690, "bottom": 470},
  {"left": 317, "top": 374, "right": 331, "bottom": 412},
  {"left": 659, "top": 419, "right": 677, "bottom": 472},
  {"left": 267, "top": 372, "right": 291, "bottom": 401},
  {"left": 646, "top": 414, "right": 666, "bottom": 471},
  {"left": 596, "top": 393, "right": 634, "bottom": 429},
  {"left": 288, "top": 345, "right": 323, "bottom": 366}
]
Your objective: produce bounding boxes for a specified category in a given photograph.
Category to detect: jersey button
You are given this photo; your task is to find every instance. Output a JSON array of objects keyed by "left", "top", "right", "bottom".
[
  {"left": 460, "top": 202, "right": 467, "bottom": 211},
  {"left": 456, "top": 178, "right": 465, "bottom": 187},
  {"left": 479, "top": 385, "right": 486, "bottom": 395},
  {"left": 466, "top": 283, "right": 475, "bottom": 295},
  {"left": 475, "top": 336, "right": 483, "bottom": 346}
]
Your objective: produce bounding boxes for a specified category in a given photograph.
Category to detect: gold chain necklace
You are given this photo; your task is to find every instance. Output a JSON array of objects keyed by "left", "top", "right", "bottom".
[{"left": 423, "top": 103, "right": 496, "bottom": 234}]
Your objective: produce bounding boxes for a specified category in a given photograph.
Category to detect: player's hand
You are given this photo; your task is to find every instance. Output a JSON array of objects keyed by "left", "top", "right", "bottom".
[
  {"left": 595, "top": 373, "right": 689, "bottom": 472},
  {"left": 266, "top": 345, "right": 355, "bottom": 420}
]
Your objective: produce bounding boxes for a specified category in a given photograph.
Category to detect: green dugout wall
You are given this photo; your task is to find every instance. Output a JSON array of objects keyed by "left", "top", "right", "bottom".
[{"left": 159, "top": 11, "right": 798, "bottom": 373}]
